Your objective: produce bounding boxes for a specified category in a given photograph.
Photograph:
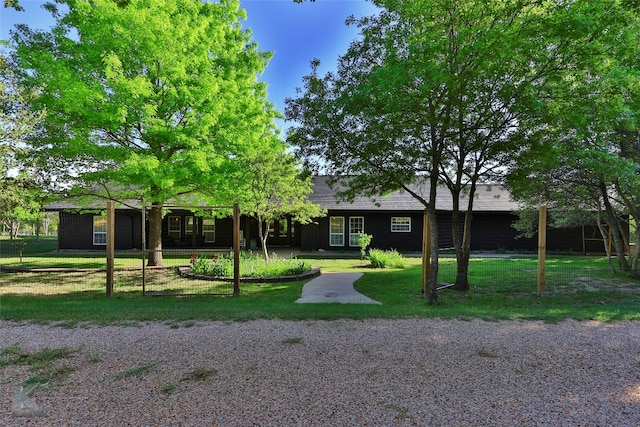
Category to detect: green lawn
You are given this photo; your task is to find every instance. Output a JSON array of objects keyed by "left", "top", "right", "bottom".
[{"left": 0, "top": 254, "right": 638, "bottom": 324}]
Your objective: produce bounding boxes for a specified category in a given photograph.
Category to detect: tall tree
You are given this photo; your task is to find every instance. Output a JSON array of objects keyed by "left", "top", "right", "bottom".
[
  {"left": 0, "top": 51, "right": 45, "bottom": 174},
  {"left": 507, "top": 1, "right": 640, "bottom": 276},
  {"left": 239, "top": 133, "right": 325, "bottom": 261},
  {"left": 12, "top": 0, "right": 276, "bottom": 266},
  {"left": 0, "top": 51, "right": 48, "bottom": 239},
  {"left": 287, "top": 0, "right": 621, "bottom": 301}
]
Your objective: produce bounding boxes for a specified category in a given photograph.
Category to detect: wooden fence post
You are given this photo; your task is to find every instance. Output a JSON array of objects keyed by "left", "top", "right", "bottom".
[
  {"left": 422, "top": 210, "right": 431, "bottom": 298},
  {"left": 106, "top": 200, "right": 115, "bottom": 297},
  {"left": 537, "top": 205, "right": 547, "bottom": 296},
  {"left": 233, "top": 202, "right": 240, "bottom": 297},
  {"left": 141, "top": 205, "right": 146, "bottom": 296}
]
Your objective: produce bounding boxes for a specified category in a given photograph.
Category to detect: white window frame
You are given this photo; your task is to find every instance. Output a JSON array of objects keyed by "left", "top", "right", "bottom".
[
  {"left": 168, "top": 216, "right": 181, "bottom": 240},
  {"left": 93, "top": 216, "right": 107, "bottom": 246},
  {"left": 203, "top": 217, "right": 215, "bottom": 243},
  {"left": 329, "top": 216, "right": 345, "bottom": 247},
  {"left": 391, "top": 216, "right": 411, "bottom": 232},
  {"left": 349, "top": 216, "right": 364, "bottom": 247}
]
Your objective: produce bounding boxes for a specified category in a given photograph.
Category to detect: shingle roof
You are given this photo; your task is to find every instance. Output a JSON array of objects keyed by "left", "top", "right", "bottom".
[
  {"left": 45, "top": 176, "right": 521, "bottom": 213},
  {"left": 308, "top": 176, "right": 520, "bottom": 212}
]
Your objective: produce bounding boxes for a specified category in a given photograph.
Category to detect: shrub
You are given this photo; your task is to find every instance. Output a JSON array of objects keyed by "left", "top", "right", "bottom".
[
  {"left": 357, "top": 232, "right": 373, "bottom": 260},
  {"left": 191, "top": 256, "right": 231, "bottom": 277},
  {"left": 191, "top": 253, "right": 310, "bottom": 278},
  {"left": 369, "top": 248, "right": 405, "bottom": 269}
]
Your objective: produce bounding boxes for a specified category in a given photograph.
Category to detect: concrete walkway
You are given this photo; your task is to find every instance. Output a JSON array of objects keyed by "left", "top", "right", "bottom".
[{"left": 295, "top": 272, "right": 382, "bottom": 304}]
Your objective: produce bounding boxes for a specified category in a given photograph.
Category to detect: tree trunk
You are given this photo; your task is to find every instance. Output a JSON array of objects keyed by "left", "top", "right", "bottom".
[
  {"left": 257, "top": 217, "right": 270, "bottom": 262},
  {"left": 596, "top": 210, "right": 614, "bottom": 272},
  {"left": 453, "top": 210, "right": 472, "bottom": 291},
  {"left": 427, "top": 205, "right": 439, "bottom": 304},
  {"left": 599, "top": 182, "right": 630, "bottom": 271},
  {"left": 147, "top": 202, "right": 164, "bottom": 267},
  {"left": 451, "top": 182, "right": 475, "bottom": 291},
  {"left": 42, "top": 215, "right": 50, "bottom": 235},
  {"left": 10, "top": 219, "right": 19, "bottom": 240},
  {"left": 450, "top": 187, "right": 463, "bottom": 287}
]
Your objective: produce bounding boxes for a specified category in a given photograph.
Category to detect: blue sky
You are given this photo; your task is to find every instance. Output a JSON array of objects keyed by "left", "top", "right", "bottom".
[{"left": 1, "top": 0, "right": 379, "bottom": 122}]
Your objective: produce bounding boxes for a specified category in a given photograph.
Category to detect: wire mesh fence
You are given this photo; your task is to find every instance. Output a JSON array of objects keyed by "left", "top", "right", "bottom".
[
  {"left": 434, "top": 253, "right": 638, "bottom": 297},
  {"left": 142, "top": 250, "right": 236, "bottom": 296},
  {"left": 0, "top": 235, "right": 638, "bottom": 300},
  {"left": 0, "top": 240, "right": 236, "bottom": 297}
]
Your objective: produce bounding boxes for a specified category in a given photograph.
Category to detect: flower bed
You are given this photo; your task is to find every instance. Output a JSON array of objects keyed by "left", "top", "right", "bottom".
[{"left": 178, "top": 253, "right": 318, "bottom": 283}]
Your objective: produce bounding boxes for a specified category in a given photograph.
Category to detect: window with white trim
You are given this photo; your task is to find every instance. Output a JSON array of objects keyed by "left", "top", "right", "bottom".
[
  {"left": 349, "top": 216, "right": 364, "bottom": 247},
  {"left": 329, "top": 216, "right": 345, "bottom": 246},
  {"left": 391, "top": 216, "right": 411, "bottom": 232},
  {"left": 93, "top": 216, "right": 107, "bottom": 245}
]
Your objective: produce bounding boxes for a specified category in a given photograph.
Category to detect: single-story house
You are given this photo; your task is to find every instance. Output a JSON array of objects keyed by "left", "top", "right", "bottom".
[
  {"left": 46, "top": 176, "right": 610, "bottom": 253},
  {"left": 300, "top": 176, "right": 606, "bottom": 253}
]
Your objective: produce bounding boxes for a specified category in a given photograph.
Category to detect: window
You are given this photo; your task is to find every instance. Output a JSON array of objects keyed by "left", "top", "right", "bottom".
[
  {"left": 203, "top": 217, "right": 215, "bottom": 243},
  {"left": 349, "top": 217, "right": 364, "bottom": 247},
  {"left": 168, "top": 216, "right": 181, "bottom": 240},
  {"left": 329, "top": 216, "right": 344, "bottom": 247},
  {"left": 93, "top": 216, "right": 107, "bottom": 245},
  {"left": 279, "top": 218, "right": 289, "bottom": 238},
  {"left": 269, "top": 219, "right": 292, "bottom": 239},
  {"left": 185, "top": 216, "right": 196, "bottom": 235},
  {"left": 391, "top": 217, "right": 411, "bottom": 232}
]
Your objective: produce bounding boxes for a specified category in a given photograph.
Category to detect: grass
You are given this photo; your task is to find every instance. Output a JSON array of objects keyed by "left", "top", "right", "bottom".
[
  {"left": 0, "top": 343, "right": 78, "bottom": 388},
  {"left": 181, "top": 367, "right": 217, "bottom": 382},
  {"left": 0, "top": 236, "right": 58, "bottom": 255},
  {"left": 0, "top": 254, "right": 639, "bottom": 323},
  {"left": 116, "top": 364, "right": 154, "bottom": 380}
]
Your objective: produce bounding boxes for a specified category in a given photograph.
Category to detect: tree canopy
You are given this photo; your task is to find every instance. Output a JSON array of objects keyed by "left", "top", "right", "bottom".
[
  {"left": 238, "top": 131, "right": 325, "bottom": 261},
  {"left": 12, "top": 0, "right": 276, "bottom": 265},
  {"left": 0, "top": 51, "right": 48, "bottom": 240},
  {"left": 507, "top": 2, "right": 640, "bottom": 275},
  {"left": 286, "top": 0, "right": 634, "bottom": 301}
]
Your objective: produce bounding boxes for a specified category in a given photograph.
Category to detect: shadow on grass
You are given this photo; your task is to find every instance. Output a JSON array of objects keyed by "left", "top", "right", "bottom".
[{"left": 1, "top": 256, "right": 639, "bottom": 324}]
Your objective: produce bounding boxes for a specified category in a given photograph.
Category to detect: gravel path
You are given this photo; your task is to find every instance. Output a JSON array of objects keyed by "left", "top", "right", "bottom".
[{"left": 1, "top": 318, "right": 639, "bottom": 426}]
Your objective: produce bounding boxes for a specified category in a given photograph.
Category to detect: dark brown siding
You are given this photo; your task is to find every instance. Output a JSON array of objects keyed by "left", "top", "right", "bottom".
[
  {"left": 57, "top": 211, "right": 94, "bottom": 250},
  {"left": 309, "top": 211, "right": 427, "bottom": 252},
  {"left": 58, "top": 210, "right": 142, "bottom": 250},
  {"left": 304, "top": 210, "right": 590, "bottom": 253},
  {"left": 470, "top": 213, "right": 533, "bottom": 251}
]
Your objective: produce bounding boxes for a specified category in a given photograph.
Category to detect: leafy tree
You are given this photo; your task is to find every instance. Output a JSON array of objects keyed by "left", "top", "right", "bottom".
[
  {"left": 507, "top": 1, "right": 640, "bottom": 276},
  {"left": 287, "top": 0, "right": 622, "bottom": 302},
  {"left": 0, "top": 52, "right": 45, "bottom": 173},
  {"left": 239, "top": 133, "right": 325, "bottom": 261},
  {"left": 12, "top": 0, "right": 276, "bottom": 266},
  {"left": 0, "top": 51, "right": 47, "bottom": 240}
]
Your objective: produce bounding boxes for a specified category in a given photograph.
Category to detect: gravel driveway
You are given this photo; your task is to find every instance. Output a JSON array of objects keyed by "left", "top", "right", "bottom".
[{"left": 1, "top": 318, "right": 639, "bottom": 426}]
